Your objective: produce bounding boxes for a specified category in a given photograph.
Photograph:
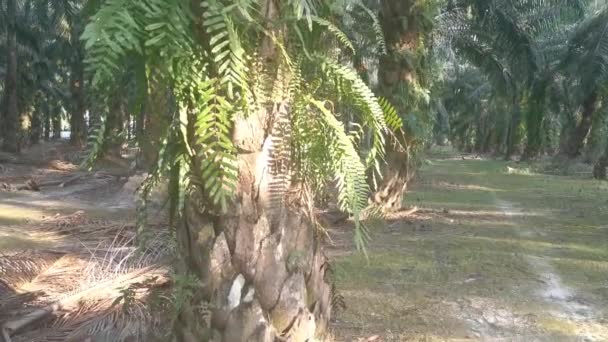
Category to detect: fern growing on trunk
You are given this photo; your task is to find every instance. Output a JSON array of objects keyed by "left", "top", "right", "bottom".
[{"left": 82, "top": 0, "right": 394, "bottom": 340}]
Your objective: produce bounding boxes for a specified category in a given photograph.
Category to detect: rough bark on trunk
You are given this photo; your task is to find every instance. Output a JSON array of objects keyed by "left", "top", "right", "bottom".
[
  {"left": 563, "top": 90, "right": 598, "bottom": 158},
  {"left": 173, "top": 2, "right": 332, "bottom": 340},
  {"left": 371, "top": 143, "right": 413, "bottom": 211},
  {"left": 373, "top": 0, "right": 420, "bottom": 211},
  {"left": 593, "top": 140, "right": 608, "bottom": 180},
  {"left": 174, "top": 106, "right": 332, "bottom": 342},
  {"left": 2, "top": 0, "right": 19, "bottom": 153}
]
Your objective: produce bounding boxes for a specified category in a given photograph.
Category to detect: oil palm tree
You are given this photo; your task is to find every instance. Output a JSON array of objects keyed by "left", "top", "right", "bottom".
[
  {"left": 0, "top": 0, "right": 88, "bottom": 149},
  {"left": 366, "top": 0, "right": 436, "bottom": 211},
  {"left": 82, "top": 0, "right": 397, "bottom": 339},
  {"left": 558, "top": 5, "right": 608, "bottom": 157},
  {"left": 439, "top": 0, "right": 588, "bottom": 159}
]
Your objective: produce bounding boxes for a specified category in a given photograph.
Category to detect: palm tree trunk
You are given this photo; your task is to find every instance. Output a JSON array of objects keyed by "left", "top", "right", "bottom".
[
  {"left": 505, "top": 95, "right": 522, "bottom": 160},
  {"left": 174, "top": 105, "right": 332, "bottom": 342},
  {"left": 70, "top": 61, "right": 87, "bottom": 147},
  {"left": 523, "top": 101, "right": 543, "bottom": 160},
  {"left": 372, "top": 0, "right": 420, "bottom": 212},
  {"left": 52, "top": 105, "right": 62, "bottom": 139},
  {"left": 564, "top": 90, "right": 598, "bottom": 158},
  {"left": 2, "top": 0, "right": 19, "bottom": 153},
  {"left": 30, "top": 107, "right": 42, "bottom": 145},
  {"left": 44, "top": 109, "right": 51, "bottom": 141},
  {"left": 593, "top": 137, "right": 608, "bottom": 180},
  {"left": 105, "top": 94, "right": 125, "bottom": 157},
  {"left": 173, "top": 2, "right": 332, "bottom": 340},
  {"left": 68, "top": 15, "right": 87, "bottom": 147}
]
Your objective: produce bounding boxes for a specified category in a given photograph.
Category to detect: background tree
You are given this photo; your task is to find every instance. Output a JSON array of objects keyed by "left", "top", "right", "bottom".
[
  {"left": 370, "top": 0, "right": 437, "bottom": 211},
  {"left": 435, "top": 0, "right": 607, "bottom": 164},
  {"left": 1, "top": 0, "right": 19, "bottom": 152}
]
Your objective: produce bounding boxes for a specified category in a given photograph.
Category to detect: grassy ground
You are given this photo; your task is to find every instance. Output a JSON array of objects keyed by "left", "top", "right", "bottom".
[{"left": 329, "top": 152, "right": 608, "bottom": 341}]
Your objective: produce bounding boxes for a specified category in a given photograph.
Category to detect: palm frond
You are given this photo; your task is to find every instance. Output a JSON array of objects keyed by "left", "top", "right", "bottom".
[
  {"left": 312, "top": 16, "right": 355, "bottom": 54},
  {"left": 318, "top": 55, "right": 387, "bottom": 167},
  {"left": 307, "top": 97, "right": 370, "bottom": 252},
  {"left": 355, "top": 1, "right": 387, "bottom": 55}
]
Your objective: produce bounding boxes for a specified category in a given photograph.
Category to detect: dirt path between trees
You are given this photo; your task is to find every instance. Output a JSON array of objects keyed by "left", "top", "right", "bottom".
[{"left": 493, "top": 198, "right": 605, "bottom": 341}]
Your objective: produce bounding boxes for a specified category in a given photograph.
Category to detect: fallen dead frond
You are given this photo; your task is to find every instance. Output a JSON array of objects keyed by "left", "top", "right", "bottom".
[
  {"left": 1, "top": 212, "right": 174, "bottom": 342},
  {"left": 0, "top": 251, "right": 64, "bottom": 291}
]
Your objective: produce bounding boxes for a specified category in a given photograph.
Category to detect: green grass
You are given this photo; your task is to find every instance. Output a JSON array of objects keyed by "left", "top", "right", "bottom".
[{"left": 331, "top": 154, "right": 608, "bottom": 340}]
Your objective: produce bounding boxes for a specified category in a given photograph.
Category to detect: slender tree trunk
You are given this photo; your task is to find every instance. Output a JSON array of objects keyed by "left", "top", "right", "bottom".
[
  {"left": 68, "top": 16, "right": 87, "bottom": 147},
  {"left": 140, "top": 80, "right": 168, "bottom": 167},
  {"left": 372, "top": 0, "right": 421, "bottom": 211},
  {"left": 44, "top": 108, "right": 51, "bottom": 141},
  {"left": 30, "top": 107, "right": 42, "bottom": 145},
  {"left": 474, "top": 107, "right": 487, "bottom": 153},
  {"left": 52, "top": 105, "right": 62, "bottom": 139},
  {"left": 505, "top": 95, "right": 522, "bottom": 160},
  {"left": 105, "top": 94, "right": 125, "bottom": 157},
  {"left": 2, "top": 0, "right": 19, "bottom": 153},
  {"left": 136, "top": 61, "right": 155, "bottom": 167},
  {"left": 584, "top": 111, "right": 607, "bottom": 162},
  {"left": 173, "top": 2, "right": 332, "bottom": 340},
  {"left": 523, "top": 100, "right": 544, "bottom": 160},
  {"left": 70, "top": 61, "right": 87, "bottom": 147},
  {"left": 434, "top": 99, "right": 450, "bottom": 146},
  {"left": 593, "top": 139, "right": 608, "bottom": 180},
  {"left": 563, "top": 90, "right": 598, "bottom": 158},
  {"left": 127, "top": 115, "right": 132, "bottom": 142}
]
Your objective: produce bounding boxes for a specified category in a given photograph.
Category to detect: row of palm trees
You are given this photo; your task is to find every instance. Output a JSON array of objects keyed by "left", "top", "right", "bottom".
[
  {"left": 436, "top": 0, "right": 608, "bottom": 174},
  {"left": 1, "top": 0, "right": 90, "bottom": 151}
]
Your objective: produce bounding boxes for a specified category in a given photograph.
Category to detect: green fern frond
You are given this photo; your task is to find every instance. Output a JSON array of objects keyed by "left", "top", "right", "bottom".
[
  {"left": 307, "top": 97, "right": 370, "bottom": 252},
  {"left": 142, "top": 0, "right": 193, "bottom": 51},
  {"left": 202, "top": 1, "right": 250, "bottom": 99},
  {"left": 355, "top": 1, "right": 387, "bottom": 55},
  {"left": 378, "top": 97, "right": 404, "bottom": 133},
  {"left": 312, "top": 16, "right": 355, "bottom": 54},
  {"left": 182, "top": 75, "right": 238, "bottom": 213},
  {"left": 81, "top": 116, "right": 107, "bottom": 171},
  {"left": 81, "top": 0, "right": 144, "bottom": 85},
  {"left": 289, "top": 0, "right": 318, "bottom": 30},
  {"left": 318, "top": 55, "right": 387, "bottom": 167}
]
